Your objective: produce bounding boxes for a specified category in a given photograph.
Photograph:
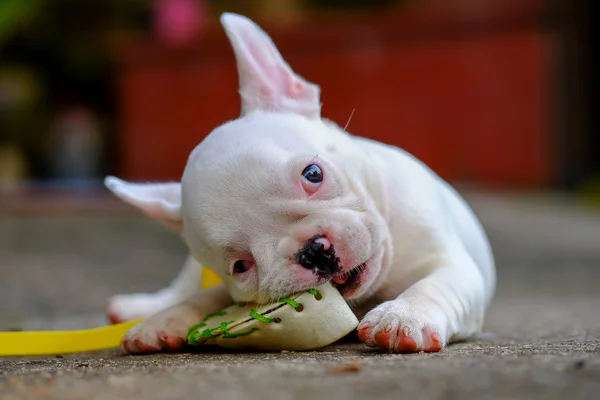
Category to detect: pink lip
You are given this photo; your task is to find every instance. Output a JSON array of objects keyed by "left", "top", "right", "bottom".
[
  {"left": 333, "top": 246, "right": 381, "bottom": 298},
  {"left": 331, "top": 274, "right": 347, "bottom": 285}
]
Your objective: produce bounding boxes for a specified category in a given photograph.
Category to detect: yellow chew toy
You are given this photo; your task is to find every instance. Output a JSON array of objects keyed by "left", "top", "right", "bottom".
[{"left": 0, "top": 267, "right": 222, "bottom": 356}]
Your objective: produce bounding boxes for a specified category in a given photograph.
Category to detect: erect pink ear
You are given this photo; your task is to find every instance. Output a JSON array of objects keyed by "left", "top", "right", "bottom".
[
  {"left": 104, "top": 176, "right": 182, "bottom": 231},
  {"left": 220, "top": 13, "right": 321, "bottom": 118}
]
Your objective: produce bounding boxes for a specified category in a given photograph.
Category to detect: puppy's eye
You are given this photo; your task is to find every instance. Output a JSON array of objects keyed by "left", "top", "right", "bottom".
[
  {"left": 233, "top": 260, "right": 251, "bottom": 274},
  {"left": 301, "top": 164, "right": 323, "bottom": 184}
]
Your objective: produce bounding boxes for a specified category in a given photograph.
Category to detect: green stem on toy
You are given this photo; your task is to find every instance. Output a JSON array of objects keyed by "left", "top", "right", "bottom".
[
  {"left": 222, "top": 328, "right": 258, "bottom": 339},
  {"left": 218, "top": 321, "right": 260, "bottom": 339},
  {"left": 188, "top": 321, "right": 234, "bottom": 344},
  {"left": 189, "top": 289, "right": 321, "bottom": 345},
  {"left": 187, "top": 322, "right": 207, "bottom": 337},
  {"left": 249, "top": 309, "right": 277, "bottom": 323},
  {"left": 192, "top": 326, "right": 220, "bottom": 340},
  {"left": 202, "top": 310, "right": 228, "bottom": 322},
  {"left": 278, "top": 297, "right": 301, "bottom": 309}
]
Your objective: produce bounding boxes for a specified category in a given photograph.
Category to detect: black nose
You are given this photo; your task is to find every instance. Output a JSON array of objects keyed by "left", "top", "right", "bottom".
[{"left": 295, "top": 236, "right": 340, "bottom": 276}]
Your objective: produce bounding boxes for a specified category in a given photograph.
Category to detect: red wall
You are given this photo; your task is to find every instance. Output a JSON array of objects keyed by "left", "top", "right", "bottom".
[{"left": 117, "top": 0, "right": 554, "bottom": 188}]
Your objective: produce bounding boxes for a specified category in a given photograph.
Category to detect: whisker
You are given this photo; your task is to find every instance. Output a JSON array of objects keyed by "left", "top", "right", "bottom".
[{"left": 343, "top": 108, "right": 356, "bottom": 131}]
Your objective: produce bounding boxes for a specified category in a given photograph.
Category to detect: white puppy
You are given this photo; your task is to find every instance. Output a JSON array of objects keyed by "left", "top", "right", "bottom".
[{"left": 105, "top": 13, "right": 495, "bottom": 354}]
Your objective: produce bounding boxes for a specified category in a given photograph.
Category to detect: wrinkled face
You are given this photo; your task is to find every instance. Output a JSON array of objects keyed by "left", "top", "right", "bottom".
[
  {"left": 181, "top": 113, "right": 389, "bottom": 303},
  {"left": 104, "top": 13, "right": 392, "bottom": 304}
]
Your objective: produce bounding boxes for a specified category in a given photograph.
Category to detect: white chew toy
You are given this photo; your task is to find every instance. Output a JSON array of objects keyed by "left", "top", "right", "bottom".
[{"left": 187, "top": 282, "right": 358, "bottom": 351}]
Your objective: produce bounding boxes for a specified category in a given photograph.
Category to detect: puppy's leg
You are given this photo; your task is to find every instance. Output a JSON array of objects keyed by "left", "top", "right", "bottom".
[
  {"left": 122, "top": 283, "right": 232, "bottom": 354},
  {"left": 106, "top": 256, "right": 204, "bottom": 323},
  {"left": 358, "top": 244, "right": 487, "bottom": 353}
]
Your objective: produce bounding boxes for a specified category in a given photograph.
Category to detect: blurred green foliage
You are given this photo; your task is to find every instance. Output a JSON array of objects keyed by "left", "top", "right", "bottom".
[
  {"left": 0, "top": 0, "right": 151, "bottom": 45},
  {"left": 0, "top": 0, "right": 150, "bottom": 179},
  {"left": 0, "top": 0, "right": 44, "bottom": 44}
]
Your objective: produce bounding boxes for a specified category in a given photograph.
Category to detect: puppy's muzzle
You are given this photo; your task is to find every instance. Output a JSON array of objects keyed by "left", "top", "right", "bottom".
[{"left": 295, "top": 235, "right": 340, "bottom": 276}]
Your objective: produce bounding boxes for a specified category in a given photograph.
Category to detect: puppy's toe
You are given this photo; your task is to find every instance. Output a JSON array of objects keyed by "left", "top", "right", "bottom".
[
  {"left": 358, "top": 300, "right": 447, "bottom": 353},
  {"left": 106, "top": 304, "right": 125, "bottom": 324},
  {"left": 123, "top": 335, "right": 160, "bottom": 355},
  {"left": 357, "top": 309, "right": 385, "bottom": 347},
  {"left": 121, "top": 304, "right": 200, "bottom": 355},
  {"left": 158, "top": 332, "right": 187, "bottom": 352},
  {"left": 123, "top": 327, "right": 187, "bottom": 355}
]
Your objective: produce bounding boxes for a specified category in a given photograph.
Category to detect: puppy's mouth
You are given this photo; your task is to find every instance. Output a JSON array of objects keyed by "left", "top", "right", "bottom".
[{"left": 331, "top": 263, "right": 366, "bottom": 296}]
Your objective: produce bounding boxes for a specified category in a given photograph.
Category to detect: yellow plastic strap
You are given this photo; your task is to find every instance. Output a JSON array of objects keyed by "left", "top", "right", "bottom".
[
  {"left": 0, "top": 319, "right": 143, "bottom": 356},
  {"left": 0, "top": 267, "right": 222, "bottom": 356},
  {"left": 200, "top": 267, "right": 222, "bottom": 289}
]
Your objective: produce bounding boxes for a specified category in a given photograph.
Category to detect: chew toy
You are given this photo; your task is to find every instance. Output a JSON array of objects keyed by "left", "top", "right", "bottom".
[
  {"left": 0, "top": 267, "right": 222, "bottom": 356},
  {"left": 187, "top": 282, "right": 358, "bottom": 351}
]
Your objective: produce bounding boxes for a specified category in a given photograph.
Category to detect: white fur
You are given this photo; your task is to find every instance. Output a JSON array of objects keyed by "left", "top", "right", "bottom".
[{"left": 105, "top": 13, "right": 495, "bottom": 353}]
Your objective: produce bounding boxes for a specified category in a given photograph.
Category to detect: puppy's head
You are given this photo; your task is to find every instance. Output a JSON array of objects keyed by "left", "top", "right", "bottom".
[{"left": 105, "top": 13, "right": 391, "bottom": 304}]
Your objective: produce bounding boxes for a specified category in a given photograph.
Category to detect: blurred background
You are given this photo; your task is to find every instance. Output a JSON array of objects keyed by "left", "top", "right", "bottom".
[
  {"left": 0, "top": 0, "right": 595, "bottom": 194},
  {"left": 0, "top": 0, "right": 598, "bottom": 332}
]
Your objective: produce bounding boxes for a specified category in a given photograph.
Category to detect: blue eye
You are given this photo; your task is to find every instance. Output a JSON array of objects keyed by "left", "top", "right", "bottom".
[{"left": 301, "top": 164, "right": 323, "bottom": 183}]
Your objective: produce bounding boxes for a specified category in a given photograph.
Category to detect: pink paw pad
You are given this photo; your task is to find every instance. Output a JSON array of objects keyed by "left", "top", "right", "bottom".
[
  {"left": 122, "top": 338, "right": 160, "bottom": 355},
  {"left": 357, "top": 325, "right": 372, "bottom": 344},
  {"left": 158, "top": 333, "right": 186, "bottom": 352},
  {"left": 121, "top": 333, "right": 187, "bottom": 355},
  {"left": 359, "top": 320, "right": 445, "bottom": 353},
  {"left": 106, "top": 303, "right": 124, "bottom": 325},
  {"left": 423, "top": 333, "right": 443, "bottom": 352},
  {"left": 374, "top": 326, "right": 419, "bottom": 353}
]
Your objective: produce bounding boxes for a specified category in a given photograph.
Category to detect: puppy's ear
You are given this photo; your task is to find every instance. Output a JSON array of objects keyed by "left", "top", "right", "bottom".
[
  {"left": 220, "top": 13, "right": 321, "bottom": 118},
  {"left": 104, "top": 176, "right": 182, "bottom": 231}
]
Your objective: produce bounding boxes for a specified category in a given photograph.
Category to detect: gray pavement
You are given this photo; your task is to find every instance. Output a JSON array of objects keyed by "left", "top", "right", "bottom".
[{"left": 1, "top": 190, "right": 599, "bottom": 399}]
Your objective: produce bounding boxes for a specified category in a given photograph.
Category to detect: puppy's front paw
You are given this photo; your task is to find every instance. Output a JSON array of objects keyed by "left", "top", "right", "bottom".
[
  {"left": 358, "top": 299, "right": 447, "bottom": 353},
  {"left": 121, "top": 304, "right": 200, "bottom": 354},
  {"left": 106, "top": 293, "right": 174, "bottom": 324}
]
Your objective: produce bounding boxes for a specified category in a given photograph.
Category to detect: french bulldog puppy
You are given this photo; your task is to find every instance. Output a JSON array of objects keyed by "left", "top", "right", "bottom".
[{"left": 105, "top": 12, "right": 495, "bottom": 354}]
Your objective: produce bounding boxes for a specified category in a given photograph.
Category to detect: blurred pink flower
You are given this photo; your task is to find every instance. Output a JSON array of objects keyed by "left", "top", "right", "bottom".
[{"left": 153, "top": 0, "right": 207, "bottom": 47}]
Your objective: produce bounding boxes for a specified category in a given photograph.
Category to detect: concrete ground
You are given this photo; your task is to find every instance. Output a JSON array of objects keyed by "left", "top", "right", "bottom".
[{"left": 1, "top": 190, "right": 599, "bottom": 399}]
